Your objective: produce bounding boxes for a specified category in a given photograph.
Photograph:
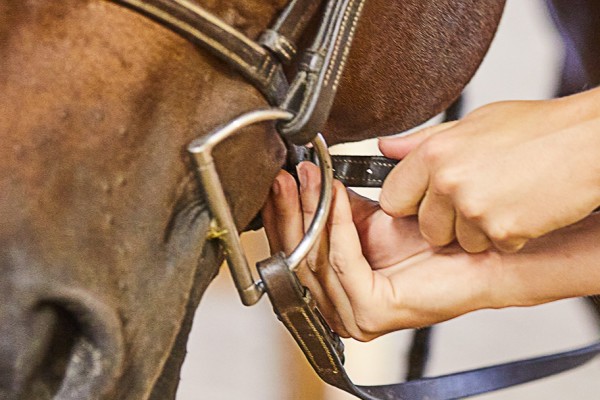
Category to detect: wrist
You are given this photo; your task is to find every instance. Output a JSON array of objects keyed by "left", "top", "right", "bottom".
[{"left": 485, "top": 215, "right": 600, "bottom": 309}]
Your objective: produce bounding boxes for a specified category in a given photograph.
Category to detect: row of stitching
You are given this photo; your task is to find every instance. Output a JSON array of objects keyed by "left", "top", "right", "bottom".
[
  {"left": 324, "top": 0, "right": 349, "bottom": 86},
  {"left": 333, "top": 0, "right": 365, "bottom": 91},
  {"left": 282, "top": 314, "right": 321, "bottom": 372},
  {"left": 327, "top": 0, "right": 354, "bottom": 87},
  {"left": 335, "top": 159, "right": 397, "bottom": 168},
  {"left": 335, "top": 175, "right": 384, "bottom": 183},
  {"left": 334, "top": 173, "right": 384, "bottom": 182},
  {"left": 125, "top": 0, "right": 277, "bottom": 89},
  {"left": 299, "top": 309, "right": 340, "bottom": 373}
]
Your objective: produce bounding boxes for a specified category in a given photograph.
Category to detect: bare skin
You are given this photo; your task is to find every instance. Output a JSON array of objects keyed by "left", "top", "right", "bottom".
[
  {"left": 262, "top": 163, "right": 600, "bottom": 341},
  {"left": 380, "top": 87, "right": 600, "bottom": 253}
]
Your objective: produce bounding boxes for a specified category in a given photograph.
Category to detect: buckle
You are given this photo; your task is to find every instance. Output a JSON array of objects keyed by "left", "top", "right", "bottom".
[{"left": 187, "top": 108, "right": 334, "bottom": 306}]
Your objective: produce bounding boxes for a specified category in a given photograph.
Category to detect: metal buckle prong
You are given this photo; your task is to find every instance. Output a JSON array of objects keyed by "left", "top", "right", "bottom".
[{"left": 188, "top": 108, "right": 333, "bottom": 306}]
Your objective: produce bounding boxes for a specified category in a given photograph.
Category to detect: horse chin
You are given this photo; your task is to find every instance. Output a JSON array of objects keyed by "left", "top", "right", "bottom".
[{"left": 0, "top": 283, "right": 124, "bottom": 400}]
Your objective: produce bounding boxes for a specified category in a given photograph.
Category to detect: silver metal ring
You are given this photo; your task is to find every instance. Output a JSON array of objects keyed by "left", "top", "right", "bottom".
[
  {"left": 188, "top": 108, "right": 294, "bottom": 156},
  {"left": 285, "top": 133, "right": 333, "bottom": 271},
  {"left": 188, "top": 109, "right": 293, "bottom": 306},
  {"left": 188, "top": 108, "right": 333, "bottom": 305}
]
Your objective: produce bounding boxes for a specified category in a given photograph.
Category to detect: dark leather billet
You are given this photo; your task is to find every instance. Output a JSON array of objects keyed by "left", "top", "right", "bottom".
[
  {"left": 331, "top": 155, "right": 397, "bottom": 187},
  {"left": 287, "top": 145, "right": 398, "bottom": 187}
]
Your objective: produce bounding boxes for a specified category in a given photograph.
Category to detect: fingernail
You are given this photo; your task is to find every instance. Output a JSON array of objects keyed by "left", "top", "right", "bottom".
[
  {"left": 297, "top": 164, "right": 309, "bottom": 190},
  {"left": 272, "top": 176, "right": 281, "bottom": 196}
]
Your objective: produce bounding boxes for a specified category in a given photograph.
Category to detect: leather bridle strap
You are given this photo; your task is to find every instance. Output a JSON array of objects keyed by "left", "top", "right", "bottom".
[
  {"left": 106, "top": 0, "right": 289, "bottom": 104},
  {"left": 108, "top": 0, "right": 367, "bottom": 146},
  {"left": 259, "top": 256, "right": 600, "bottom": 400},
  {"left": 279, "top": 0, "right": 367, "bottom": 144},
  {"left": 288, "top": 145, "right": 399, "bottom": 187},
  {"left": 259, "top": 0, "right": 324, "bottom": 65}
]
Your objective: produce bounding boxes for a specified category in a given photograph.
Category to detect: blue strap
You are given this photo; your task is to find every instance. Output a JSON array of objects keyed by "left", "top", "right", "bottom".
[{"left": 357, "top": 342, "right": 600, "bottom": 399}]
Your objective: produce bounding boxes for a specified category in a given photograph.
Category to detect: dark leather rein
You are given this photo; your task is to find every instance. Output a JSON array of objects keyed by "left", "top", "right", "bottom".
[{"left": 107, "top": 1, "right": 600, "bottom": 399}]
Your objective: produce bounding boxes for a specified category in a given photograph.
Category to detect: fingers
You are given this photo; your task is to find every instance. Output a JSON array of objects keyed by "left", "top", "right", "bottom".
[
  {"left": 418, "top": 190, "right": 455, "bottom": 246},
  {"left": 263, "top": 167, "right": 349, "bottom": 336},
  {"left": 327, "top": 180, "right": 381, "bottom": 340},
  {"left": 327, "top": 181, "right": 375, "bottom": 302},
  {"left": 261, "top": 170, "right": 303, "bottom": 255},
  {"left": 490, "top": 235, "right": 528, "bottom": 254},
  {"left": 378, "top": 121, "right": 458, "bottom": 159},
  {"left": 455, "top": 212, "right": 491, "bottom": 253},
  {"left": 297, "top": 163, "right": 328, "bottom": 273},
  {"left": 379, "top": 122, "right": 461, "bottom": 218},
  {"left": 297, "top": 163, "right": 359, "bottom": 336},
  {"left": 379, "top": 149, "right": 429, "bottom": 217}
]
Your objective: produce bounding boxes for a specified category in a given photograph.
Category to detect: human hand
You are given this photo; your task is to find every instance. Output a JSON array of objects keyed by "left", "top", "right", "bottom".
[
  {"left": 379, "top": 89, "right": 600, "bottom": 253},
  {"left": 261, "top": 162, "right": 498, "bottom": 340}
]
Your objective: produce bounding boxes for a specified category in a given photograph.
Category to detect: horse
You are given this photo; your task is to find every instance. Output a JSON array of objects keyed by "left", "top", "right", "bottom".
[{"left": 0, "top": 0, "right": 596, "bottom": 399}]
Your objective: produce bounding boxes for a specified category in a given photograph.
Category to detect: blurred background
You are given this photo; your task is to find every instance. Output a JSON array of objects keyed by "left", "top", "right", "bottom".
[{"left": 177, "top": 0, "right": 600, "bottom": 399}]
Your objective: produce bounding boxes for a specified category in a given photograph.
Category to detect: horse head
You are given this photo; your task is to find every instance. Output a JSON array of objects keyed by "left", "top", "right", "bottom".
[{"left": 0, "top": 0, "right": 504, "bottom": 398}]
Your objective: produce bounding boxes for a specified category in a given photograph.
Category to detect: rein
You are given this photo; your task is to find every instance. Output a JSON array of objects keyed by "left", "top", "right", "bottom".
[{"left": 105, "top": 0, "right": 600, "bottom": 398}]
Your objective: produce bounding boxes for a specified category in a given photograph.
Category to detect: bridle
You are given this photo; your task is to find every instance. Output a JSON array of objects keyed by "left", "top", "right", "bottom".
[{"left": 106, "top": 1, "right": 600, "bottom": 399}]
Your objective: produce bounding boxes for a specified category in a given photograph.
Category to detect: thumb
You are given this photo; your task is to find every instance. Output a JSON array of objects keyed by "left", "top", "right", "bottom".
[{"left": 378, "top": 121, "right": 458, "bottom": 159}]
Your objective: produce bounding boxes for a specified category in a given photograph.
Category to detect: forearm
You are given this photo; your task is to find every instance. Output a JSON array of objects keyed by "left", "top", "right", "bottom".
[
  {"left": 490, "top": 212, "right": 600, "bottom": 308},
  {"left": 527, "top": 87, "right": 600, "bottom": 220}
]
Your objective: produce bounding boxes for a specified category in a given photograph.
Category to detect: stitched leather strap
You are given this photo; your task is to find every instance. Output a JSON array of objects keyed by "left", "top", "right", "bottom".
[
  {"left": 258, "top": 256, "right": 600, "bottom": 400},
  {"left": 279, "top": 0, "right": 367, "bottom": 144},
  {"left": 107, "top": 0, "right": 289, "bottom": 104},
  {"left": 108, "top": 0, "right": 367, "bottom": 149},
  {"left": 330, "top": 155, "right": 397, "bottom": 187},
  {"left": 287, "top": 146, "right": 398, "bottom": 187},
  {"left": 259, "top": 0, "right": 323, "bottom": 64}
]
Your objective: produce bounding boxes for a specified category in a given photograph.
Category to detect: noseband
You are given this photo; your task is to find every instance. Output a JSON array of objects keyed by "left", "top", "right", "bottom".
[{"left": 106, "top": 1, "right": 600, "bottom": 399}]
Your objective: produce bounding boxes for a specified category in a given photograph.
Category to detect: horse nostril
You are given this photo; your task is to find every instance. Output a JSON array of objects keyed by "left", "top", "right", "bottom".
[
  {"left": 21, "top": 305, "right": 81, "bottom": 399},
  {"left": 39, "top": 289, "right": 125, "bottom": 400},
  {"left": 0, "top": 305, "right": 65, "bottom": 399},
  {"left": 0, "top": 287, "right": 125, "bottom": 400}
]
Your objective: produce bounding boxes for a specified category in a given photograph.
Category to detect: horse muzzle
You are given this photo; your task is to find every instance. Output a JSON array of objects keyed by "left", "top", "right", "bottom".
[{"left": 0, "top": 266, "right": 124, "bottom": 400}]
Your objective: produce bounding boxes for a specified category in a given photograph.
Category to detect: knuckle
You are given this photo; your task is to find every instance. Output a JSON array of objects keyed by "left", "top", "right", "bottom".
[
  {"left": 379, "top": 190, "right": 411, "bottom": 217},
  {"left": 302, "top": 204, "right": 317, "bottom": 216},
  {"left": 305, "top": 258, "right": 318, "bottom": 274},
  {"left": 487, "top": 222, "right": 514, "bottom": 243},
  {"left": 421, "top": 137, "right": 448, "bottom": 165},
  {"left": 457, "top": 198, "right": 484, "bottom": 220},
  {"left": 353, "top": 315, "right": 383, "bottom": 341},
  {"left": 430, "top": 169, "right": 460, "bottom": 195},
  {"left": 327, "top": 249, "right": 346, "bottom": 274}
]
